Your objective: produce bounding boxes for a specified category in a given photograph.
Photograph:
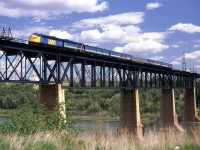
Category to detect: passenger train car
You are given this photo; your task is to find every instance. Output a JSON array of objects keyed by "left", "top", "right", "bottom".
[{"left": 29, "top": 33, "right": 172, "bottom": 69}]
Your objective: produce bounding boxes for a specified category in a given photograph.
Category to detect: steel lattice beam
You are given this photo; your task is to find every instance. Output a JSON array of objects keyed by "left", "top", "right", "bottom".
[{"left": 1, "top": 39, "right": 200, "bottom": 89}]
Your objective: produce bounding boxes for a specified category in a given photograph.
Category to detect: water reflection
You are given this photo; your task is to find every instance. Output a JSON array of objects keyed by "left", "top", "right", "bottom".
[{"left": 75, "top": 119, "right": 119, "bottom": 132}]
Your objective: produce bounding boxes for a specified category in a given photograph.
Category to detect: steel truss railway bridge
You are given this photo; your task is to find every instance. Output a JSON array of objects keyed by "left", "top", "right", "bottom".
[{"left": 0, "top": 34, "right": 200, "bottom": 139}]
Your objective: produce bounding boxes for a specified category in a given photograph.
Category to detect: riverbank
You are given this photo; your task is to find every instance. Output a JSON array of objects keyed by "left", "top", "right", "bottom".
[{"left": 0, "top": 109, "right": 159, "bottom": 125}]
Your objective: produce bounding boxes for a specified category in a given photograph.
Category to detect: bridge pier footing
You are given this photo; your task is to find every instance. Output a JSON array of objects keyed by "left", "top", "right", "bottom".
[
  {"left": 183, "top": 88, "right": 200, "bottom": 122},
  {"left": 160, "top": 89, "right": 184, "bottom": 131},
  {"left": 120, "top": 89, "right": 143, "bottom": 139},
  {"left": 39, "top": 84, "right": 66, "bottom": 118}
]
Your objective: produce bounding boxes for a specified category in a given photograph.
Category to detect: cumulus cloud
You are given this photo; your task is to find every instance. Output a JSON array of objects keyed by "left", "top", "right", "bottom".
[
  {"left": 146, "top": 2, "right": 163, "bottom": 10},
  {"left": 72, "top": 12, "right": 145, "bottom": 28},
  {"left": 113, "top": 32, "right": 169, "bottom": 54},
  {"left": 169, "top": 23, "right": 200, "bottom": 33},
  {"left": 50, "top": 25, "right": 169, "bottom": 54},
  {"left": 27, "top": 10, "right": 168, "bottom": 55},
  {"left": 0, "top": 0, "right": 108, "bottom": 21},
  {"left": 78, "top": 24, "right": 141, "bottom": 43},
  {"left": 49, "top": 30, "right": 74, "bottom": 40}
]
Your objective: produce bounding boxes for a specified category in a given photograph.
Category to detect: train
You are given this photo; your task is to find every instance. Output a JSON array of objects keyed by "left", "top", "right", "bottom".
[{"left": 29, "top": 33, "right": 172, "bottom": 68}]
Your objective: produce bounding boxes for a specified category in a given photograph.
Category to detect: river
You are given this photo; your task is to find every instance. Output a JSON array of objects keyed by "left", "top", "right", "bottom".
[{"left": 0, "top": 116, "right": 158, "bottom": 133}]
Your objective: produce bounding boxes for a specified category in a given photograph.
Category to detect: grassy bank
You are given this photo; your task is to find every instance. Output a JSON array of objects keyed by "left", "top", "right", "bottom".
[{"left": 0, "top": 126, "right": 200, "bottom": 150}]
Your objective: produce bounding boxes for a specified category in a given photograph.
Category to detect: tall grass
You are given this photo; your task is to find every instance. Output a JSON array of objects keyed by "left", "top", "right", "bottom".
[{"left": 0, "top": 126, "right": 200, "bottom": 150}]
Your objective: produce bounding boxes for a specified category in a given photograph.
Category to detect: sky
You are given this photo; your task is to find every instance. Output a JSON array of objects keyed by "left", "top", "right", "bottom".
[{"left": 0, "top": 0, "right": 200, "bottom": 72}]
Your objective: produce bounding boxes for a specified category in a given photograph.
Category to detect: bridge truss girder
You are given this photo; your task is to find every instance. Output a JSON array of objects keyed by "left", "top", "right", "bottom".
[{"left": 0, "top": 43, "right": 199, "bottom": 89}]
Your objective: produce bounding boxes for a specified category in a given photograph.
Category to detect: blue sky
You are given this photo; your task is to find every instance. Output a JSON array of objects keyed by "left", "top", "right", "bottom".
[{"left": 0, "top": 0, "right": 200, "bottom": 72}]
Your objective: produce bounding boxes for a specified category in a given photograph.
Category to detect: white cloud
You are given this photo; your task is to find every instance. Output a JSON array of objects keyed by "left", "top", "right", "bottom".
[
  {"left": 49, "top": 30, "right": 74, "bottom": 40},
  {"left": 169, "top": 23, "right": 200, "bottom": 33},
  {"left": 146, "top": 2, "right": 163, "bottom": 10},
  {"left": 72, "top": 12, "right": 145, "bottom": 28},
  {"left": 78, "top": 24, "right": 141, "bottom": 43},
  {"left": 0, "top": 0, "right": 108, "bottom": 21},
  {"left": 150, "top": 56, "right": 164, "bottom": 61},
  {"left": 50, "top": 23, "right": 169, "bottom": 54},
  {"left": 185, "top": 50, "right": 200, "bottom": 59},
  {"left": 113, "top": 32, "right": 169, "bottom": 54},
  {"left": 171, "top": 50, "right": 200, "bottom": 67},
  {"left": 6, "top": 8, "right": 167, "bottom": 55},
  {"left": 80, "top": 29, "right": 104, "bottom": 42}
]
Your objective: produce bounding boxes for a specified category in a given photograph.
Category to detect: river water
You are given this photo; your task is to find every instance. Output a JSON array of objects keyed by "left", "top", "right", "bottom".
[{"left": 0, "top": 117, "right": 158, "bottom": 133}]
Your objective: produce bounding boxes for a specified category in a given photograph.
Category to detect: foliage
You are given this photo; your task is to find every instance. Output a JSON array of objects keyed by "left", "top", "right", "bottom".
[
  {"left": 66, "top": 89, "right": 120, "bottom": 115},
  {"left": 65, "top": 88, "right": 188, "bottom": 117},
  {"left": 0, "top": 83, "right": 37, "bottom": 109},
  {"left": 0, "top": 103, "right": 68, "bottom": 135},
  {"left": 175, "top": 89, "right": 184, "bottom": 118},
  {"left": 139, "top": 89, "right": 160, "bottom": 114},
  {"left": 107, "top": 93, "right": 120, "bottom": 115},
  {"left": 0, "top": 83, "right": 199, "bottom": 125}
]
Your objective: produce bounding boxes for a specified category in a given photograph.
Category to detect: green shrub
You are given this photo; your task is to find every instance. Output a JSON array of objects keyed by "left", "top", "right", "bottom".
[
  {"left": 0, "top": 103, "right": 72, "bottom": 135},
  {"left": 0, "top": 103, "right": 46, "bottom": 134},
  {"left": 87, "top": 102, "right": 102, "bottom": 113}
]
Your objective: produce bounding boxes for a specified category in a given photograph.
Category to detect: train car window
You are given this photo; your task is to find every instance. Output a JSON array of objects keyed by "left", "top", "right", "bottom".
[
  {"left": 56, "top": 40, "right": 63, "bottom": 47},
  {"left": 41, "top": 37, "right": 48, "bottom": 44},
  {"left": 85, "top": 45, "right": 97, "bottom": 52}
]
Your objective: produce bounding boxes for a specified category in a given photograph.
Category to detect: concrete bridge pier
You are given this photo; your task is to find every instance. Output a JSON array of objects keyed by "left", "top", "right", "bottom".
[
  {"left": 183, "top": 87, "right": 200, "bottom": 122},
  {"left": 39, "top": 84, "right": 66, "bottom": 118},
  {"left": 120, "top": 89, "right": 143, "bottom": 139},
  {"left": 160, "top": 88, "right": 184, "bottom": 131}
]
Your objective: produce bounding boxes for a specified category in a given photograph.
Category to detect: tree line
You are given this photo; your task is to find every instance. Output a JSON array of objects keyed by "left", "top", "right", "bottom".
[{"left": 0, "top": 83, "right": 191, "bottom": 119}]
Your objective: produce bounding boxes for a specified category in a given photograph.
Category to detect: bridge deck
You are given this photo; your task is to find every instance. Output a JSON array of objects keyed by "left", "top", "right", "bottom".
[{"left": 1, "top": 38, "right": 200, "bottom": 89}]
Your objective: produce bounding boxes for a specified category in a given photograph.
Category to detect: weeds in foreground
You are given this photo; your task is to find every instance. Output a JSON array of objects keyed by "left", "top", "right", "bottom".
[{"left": 0, "top": 126, "right": 199, "bottom": 150}]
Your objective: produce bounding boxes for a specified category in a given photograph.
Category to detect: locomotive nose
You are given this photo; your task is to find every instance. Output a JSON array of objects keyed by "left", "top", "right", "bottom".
[{"left": 29, "top": 34, "right": 40, "bottom": 43}]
